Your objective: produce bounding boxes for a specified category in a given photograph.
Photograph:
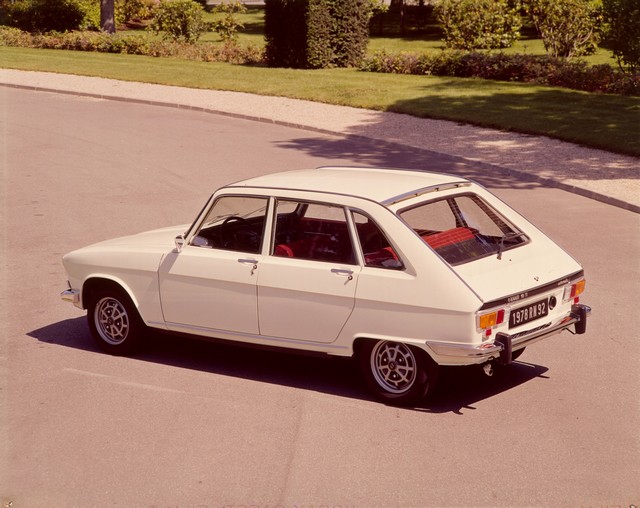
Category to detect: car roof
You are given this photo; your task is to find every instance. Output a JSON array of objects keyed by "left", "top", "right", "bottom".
[{"left": 228, "top": 167, "right": 472, "bottom": 206}]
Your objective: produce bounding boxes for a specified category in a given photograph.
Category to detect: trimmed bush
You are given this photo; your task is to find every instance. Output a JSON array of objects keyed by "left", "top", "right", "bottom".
[
  {"left": 264, "top": 0, "right": 371, "bottom": 69},
  {"left": 360, "top": 49, "right": 639, "bottom": 96},
  {"left": 436, "top": 0, "right": 522, "bottom": 50},
  {"left": 149, "top": 0, "right": 206, "bottom": 43},
  {"left": 528, "top": 0, "right": 602, "bottom": 58},
  {"left": 0, "top": 26, "right": 264, "bottom": 64}
]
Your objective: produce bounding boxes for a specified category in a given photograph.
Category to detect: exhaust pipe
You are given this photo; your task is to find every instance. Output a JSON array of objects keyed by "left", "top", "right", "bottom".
[{"left": 482, "top": 362, "right": 494, "bottom": 377}]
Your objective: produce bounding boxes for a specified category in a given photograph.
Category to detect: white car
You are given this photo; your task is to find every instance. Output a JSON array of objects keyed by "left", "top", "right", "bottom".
[{"left": 61, "top": 167, "right": 590, "bottom": 405}]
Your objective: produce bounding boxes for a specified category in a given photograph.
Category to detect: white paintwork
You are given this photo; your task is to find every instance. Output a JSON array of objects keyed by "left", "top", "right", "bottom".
[{"left": 61, "top": 167, "right": 586, "bottom": 365}]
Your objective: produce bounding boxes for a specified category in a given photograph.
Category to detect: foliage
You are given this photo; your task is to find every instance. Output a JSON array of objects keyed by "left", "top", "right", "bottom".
[
  {"left": 361, "top": 49, "right": 639, "bottom": 95},
  {"left": 603, "top": 0, "right": 640, "bottom": 72},
  {"left": 436, "top": 0, "right": 522, "bottom": 50},
  {"left": 211, "top": 0, "right": 247, "bottom": 42},
  {"left": 528, "top": 0, "right": 602, "bottom": 58},
  {"left": 264, "top": 0, "right": 371, "bottom": 69},
  {"left": 149, "top": 0, "right": 206, "bottom": 43},
  {"left": 0, "top": 26, "right": 264, "bottom": 63},
  {"left": 1, "top": 0, "right": 84, "bottom": 33},
  {"left": 75, "top": 0, "right": 101, "bottom": 30},
  {"left": 117, "top": 0, "right": 158, "bottom": 23}
]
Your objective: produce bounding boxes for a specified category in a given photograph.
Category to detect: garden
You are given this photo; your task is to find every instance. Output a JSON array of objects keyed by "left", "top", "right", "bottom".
[{"left": 0, "top": 0, "right": 638, "bottom": 155}]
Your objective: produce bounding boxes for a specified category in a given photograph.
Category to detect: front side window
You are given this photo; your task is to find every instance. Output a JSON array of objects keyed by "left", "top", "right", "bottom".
[
  {"left": 399, "top": 194, "right": 527, "bottom": 265},
  {"left": 191, "top": 195, "right": 268, "bottom": 253},
  {"left": 272, "top": 200, "right": 355, "bottom": 264}
]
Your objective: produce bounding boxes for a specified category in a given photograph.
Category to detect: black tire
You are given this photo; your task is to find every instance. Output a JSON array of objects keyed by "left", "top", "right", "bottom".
[
  {"left": 87, "top": 286, "right": 146, "bottom": 355},
  {"left": 358, "top": 340, "right": 438, "bottom": 406}
]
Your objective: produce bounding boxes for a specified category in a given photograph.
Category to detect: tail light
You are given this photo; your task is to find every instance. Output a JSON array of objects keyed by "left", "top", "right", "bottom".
[
  {"left": 477, "top": 308, "right": 505, "bottom": 337},
  {"left": 563, "top": 279, "right": 586, "bottom": 303}
]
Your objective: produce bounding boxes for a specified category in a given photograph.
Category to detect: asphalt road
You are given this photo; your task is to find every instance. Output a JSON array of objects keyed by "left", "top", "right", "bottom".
[{"left": 1, "top": 87, "right": 639, "bottom": 507}]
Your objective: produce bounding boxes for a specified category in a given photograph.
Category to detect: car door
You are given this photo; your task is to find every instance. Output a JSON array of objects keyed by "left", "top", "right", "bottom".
[
  {"left": 256, "top": 200, "right": 360, "bottom": 343},
  {"left": 158, "top": 195, "right": 269, "bottom": 335}
]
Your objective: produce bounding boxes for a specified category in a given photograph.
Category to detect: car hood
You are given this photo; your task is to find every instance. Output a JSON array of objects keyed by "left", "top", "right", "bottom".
[
  {"left": 75, "top": 224, "right": 189, "bottom": 253},
  {"left": 453, "top": 240, "right": 582, "bottom": 304}
]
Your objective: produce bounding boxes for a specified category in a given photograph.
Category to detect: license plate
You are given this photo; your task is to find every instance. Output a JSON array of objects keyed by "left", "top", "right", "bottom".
[{"left": 509, "top": 298, "right": 549, "bottom": 329}]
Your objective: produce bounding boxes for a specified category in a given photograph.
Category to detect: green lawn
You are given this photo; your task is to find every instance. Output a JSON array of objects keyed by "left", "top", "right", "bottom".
[{"left": 2, "top": 46, "right": 638, "bottom": 157}]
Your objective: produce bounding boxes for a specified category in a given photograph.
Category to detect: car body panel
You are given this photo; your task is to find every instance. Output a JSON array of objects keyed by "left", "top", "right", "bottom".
[{"left": 61, "top": 167, "right": 590, "bottom": 369}]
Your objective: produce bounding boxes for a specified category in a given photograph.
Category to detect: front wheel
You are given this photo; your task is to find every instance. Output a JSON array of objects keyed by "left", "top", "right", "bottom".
[
  {"left": 87, "top": 287, "right": 145, "bottom": 355},
  {"left": 358, "top": 340, "right": 438, "bottom": 406}
]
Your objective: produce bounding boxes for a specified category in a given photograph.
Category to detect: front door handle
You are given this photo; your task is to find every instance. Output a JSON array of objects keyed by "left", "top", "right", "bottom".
[{"left": 331, "top": 268, "right": 354, "bottom": 280}]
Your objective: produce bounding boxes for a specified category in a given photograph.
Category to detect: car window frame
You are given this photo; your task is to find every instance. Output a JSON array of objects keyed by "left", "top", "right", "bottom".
[{"left": 269, "top": 197, "right": 359, "bottom": 266}]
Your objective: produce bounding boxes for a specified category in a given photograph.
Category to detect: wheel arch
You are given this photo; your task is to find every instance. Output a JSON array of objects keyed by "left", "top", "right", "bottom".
[
  {"left": 82, "top": 276, "right": 140, "bottom": 311},
  {"left": 352, "top": 335, "right": 437, "bottom": 363}
]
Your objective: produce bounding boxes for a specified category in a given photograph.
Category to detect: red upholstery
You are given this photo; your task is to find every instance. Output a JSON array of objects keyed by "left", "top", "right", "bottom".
[
  {"left": 423, "top": 227, "right": 474, "bottom": 249},
  {"left": 364, "top": 246, "right": 398, "bottom": 266}
]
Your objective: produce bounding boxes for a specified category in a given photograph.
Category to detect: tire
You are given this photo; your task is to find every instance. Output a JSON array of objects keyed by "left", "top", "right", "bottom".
[
  {"left": 87, "top": 286, "right": 146, "bottom": 355},
  {"left": 358, "top": 340, "right": 438, "bottom": 406}
]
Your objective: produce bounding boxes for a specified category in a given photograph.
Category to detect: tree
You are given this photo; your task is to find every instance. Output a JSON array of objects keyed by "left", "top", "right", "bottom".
[
  {"left": 603, "top": 0, "right": 640, "bottom": 71},
  {"left": 101, "top": 0, "right": 115, "bottom": 33},
  {"left": 528, "top": 0, "right": 602, "bottom": 58}
]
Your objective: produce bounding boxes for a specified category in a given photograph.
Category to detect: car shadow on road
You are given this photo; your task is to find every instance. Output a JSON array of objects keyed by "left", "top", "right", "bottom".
[{"left": 29, "top": 317, "right": 548, "bottom": 414}]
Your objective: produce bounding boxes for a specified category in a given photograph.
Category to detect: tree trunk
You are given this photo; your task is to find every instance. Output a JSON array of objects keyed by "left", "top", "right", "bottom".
[{"left": 101, "top": 0, "right": 115, "bottom": 34}]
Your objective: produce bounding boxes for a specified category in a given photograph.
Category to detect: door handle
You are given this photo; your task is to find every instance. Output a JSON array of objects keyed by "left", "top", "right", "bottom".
[
  {"left": 331, "top": 268, "right": 354, "bottom": 280},
  {"left": 238, "top": 258, "right": 258, "bottom": 275}
]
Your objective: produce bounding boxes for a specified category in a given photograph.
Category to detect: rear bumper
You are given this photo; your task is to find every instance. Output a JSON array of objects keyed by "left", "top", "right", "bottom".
[{"left": 427, "top": 304, "right": 591, "bottom": 366}]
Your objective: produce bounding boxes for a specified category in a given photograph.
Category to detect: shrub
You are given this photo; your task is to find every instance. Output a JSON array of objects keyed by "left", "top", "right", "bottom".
[
  {"left": 0, "top": 26, "right": 265, "bottom": 64},
  {"left": 603, "top": 0, "right": 640, "bottom": 72},
  {"left": 149, "top": 0, "right": 206, "bottom": 43},
  {"left": 528, "top": 0, "right": 602, "bottom": 58},
  {"left": 2, "top": 0, "right": 84, "bottom": 33},
  {"left": 436, "top": 0, "right": 522, "bottom": 50},
  {"left": 264, "top": 0, "right": 371, "bottom": 69},
  {"left": 360, "top": 49, "right": 640, "bottom": 95},
  {"left": 212, "top": 0, "right": 246, "bottom": 42}
]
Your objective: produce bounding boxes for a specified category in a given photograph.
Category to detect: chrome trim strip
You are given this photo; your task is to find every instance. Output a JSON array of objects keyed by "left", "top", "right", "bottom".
[
  {"left": 163, "top": 321, "right": 350, "bottom": 351},
  {"left": 381, "top": 182, "right": 471, "bottom": 206}
]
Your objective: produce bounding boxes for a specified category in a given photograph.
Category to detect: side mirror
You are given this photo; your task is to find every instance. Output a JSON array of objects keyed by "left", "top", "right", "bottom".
[{"left": 175, "top": 234, "right": 185, "bottom": 252}]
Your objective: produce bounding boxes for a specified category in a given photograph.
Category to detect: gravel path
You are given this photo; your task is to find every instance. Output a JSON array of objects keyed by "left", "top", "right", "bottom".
[{"left": 2, "top": 68, "right": 638, "bottom": 212}]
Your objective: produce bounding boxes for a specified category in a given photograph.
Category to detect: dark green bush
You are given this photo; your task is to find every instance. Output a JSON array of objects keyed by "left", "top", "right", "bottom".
[
  {"left": 264, "top": 0, "right": 309, "bottom": 67},
  {"left": 264, "top": 0, "right": 371, "bottom": 69},
  {"left": 603, "top": 0, "right": 640, "bottom": 72},
  {"left": 2, "top": 0, "right": 84, "bottom": 33},
  {"left": 436, "top": 0, "right": 522, "bottom": 50}
]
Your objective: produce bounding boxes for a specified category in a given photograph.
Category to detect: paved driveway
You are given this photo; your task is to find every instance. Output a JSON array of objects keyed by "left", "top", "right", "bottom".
[{"left": 1, "top": 87, "right": 639, "bottom": 506}]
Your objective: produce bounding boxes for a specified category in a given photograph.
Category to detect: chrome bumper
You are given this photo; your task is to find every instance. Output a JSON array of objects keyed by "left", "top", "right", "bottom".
[
  {"left": 60, "top": 288, "right": 81, "bottom": 307},
  {"left": 427, "top": 304, "right": 592, "bottom": 365}
]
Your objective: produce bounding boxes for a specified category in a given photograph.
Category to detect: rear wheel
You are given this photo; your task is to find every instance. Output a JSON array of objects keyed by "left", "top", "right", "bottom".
[
  {"left": 358, "top": 340, "right": 438, "bottom": 406},
  {"left": 87, "top": 286, "right": 145, "bottom": 355}
]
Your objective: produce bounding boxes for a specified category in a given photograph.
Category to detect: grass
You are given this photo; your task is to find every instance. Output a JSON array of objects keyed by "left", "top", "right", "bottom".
[{"left": 2, "top": 46, "right": 638, "bottom": 157}]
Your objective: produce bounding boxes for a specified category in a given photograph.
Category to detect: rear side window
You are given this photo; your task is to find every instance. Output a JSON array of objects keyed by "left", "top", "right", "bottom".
[{"left": 399, "top": 194, "right": 527, "bottom": 265}]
